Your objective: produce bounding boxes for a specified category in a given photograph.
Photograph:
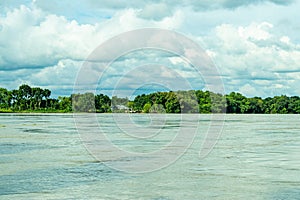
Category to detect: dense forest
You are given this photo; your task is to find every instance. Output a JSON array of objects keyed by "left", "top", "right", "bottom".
[{"left": 1, "top": 84, "right": 300, "bottom": 114}]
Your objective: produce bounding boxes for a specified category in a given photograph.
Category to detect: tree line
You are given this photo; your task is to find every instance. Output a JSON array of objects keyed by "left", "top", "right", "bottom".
[
  {"left": 1, "top": 84, "right": 300, "bottom": 113},
  {"left": 132, "top": 90, "right": 300, "bottom": 114}
]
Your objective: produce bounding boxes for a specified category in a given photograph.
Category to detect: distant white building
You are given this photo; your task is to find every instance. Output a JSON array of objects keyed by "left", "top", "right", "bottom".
[{"left": 111, "top": 105, "right": 130, "bottom": 112}]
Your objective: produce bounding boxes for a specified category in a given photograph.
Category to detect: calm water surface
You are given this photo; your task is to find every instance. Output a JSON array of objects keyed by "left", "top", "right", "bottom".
[{"left": 0, "top": 114, "right": 300, "bottom": 199}]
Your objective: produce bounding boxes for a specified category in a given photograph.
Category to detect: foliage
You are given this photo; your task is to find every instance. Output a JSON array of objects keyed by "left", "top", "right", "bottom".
[
  {"left": 95, "top": 94, "right": 111, "bottom": 113},
  {"left": 0, "top": 85, "right": 111, "bottom": 113},
  {"left": 1, "top": 84, "right": 300, "bottom": 113},
  {"left": 143, "top": 103, "right": 151, "bottom": 113}
]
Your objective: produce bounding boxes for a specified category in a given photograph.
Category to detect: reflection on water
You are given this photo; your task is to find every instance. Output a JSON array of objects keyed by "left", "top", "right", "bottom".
[{"left": 0, "top": 114, "right": 300, "bottom": 199}]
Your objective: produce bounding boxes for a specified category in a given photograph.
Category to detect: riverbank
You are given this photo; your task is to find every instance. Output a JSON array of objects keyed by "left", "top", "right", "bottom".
[{"left": 0, "top": 108, "right": 70, "bottom": 113}]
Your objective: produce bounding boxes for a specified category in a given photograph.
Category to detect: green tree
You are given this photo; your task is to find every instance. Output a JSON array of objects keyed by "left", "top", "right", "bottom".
[
  {"left": 19, "top": 84, "right": 32, "bottom": 109},
  {"left": 127, "top": 101, "right": 135, "bottom": 112},
  {"left": 143, "top": 103, "right": 151, "bottom": 113},
  {"left": 226, "top": 92, "right": 247, "bottom": 113},
  {"left": 288, "top": 96, "right": 300, "bottom": 113},
  {"left": 72, "top": 93, "right": 95, "bottom": 112},
  {"left": 196, "top": 90, "right": 211, "bottom": 113},
  {"left": 31, "top": 87, "right": 44, "bottom": 110},
  {"left": 210, "top": 92, "right": 226, "bottom": 113},
  {"left": 43, "top": 89, "right": 51, "bottom": 109},
  {"left": 272, "top": 95, "right": 289, "bottom": 114},
  {"left": 246, "top": 97, "right": 263, "bottom": 113},
  {"left": 134, "top": 94, "right": 151, "bottom": 112},
  {"left": 58, "top": 96, "right": 72, "bottom": 112},
  {"left": 150, "top": 103, "right": 165, "bottom": 113},
  {"left": 0, "top": 88, "right": 12, "bottom": 109},
  {"left": 95, "top": 94, "right": 111, "bottom": 113},
  {"left": 176, "top": 90, "right": 198, "bottom": 113},
  {"left": 165, "top": 92, "right": 180, "bottom": 113}
]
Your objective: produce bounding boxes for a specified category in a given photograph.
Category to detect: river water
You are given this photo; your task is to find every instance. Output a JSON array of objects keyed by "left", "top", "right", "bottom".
[{"left": 0, "top": 114, "right": 299, "bottom": 199}]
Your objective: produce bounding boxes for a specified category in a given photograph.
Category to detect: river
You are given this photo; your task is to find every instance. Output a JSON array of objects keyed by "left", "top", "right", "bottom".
[{"left": 0, "top": 114, "right": 299, "bottom": 199}]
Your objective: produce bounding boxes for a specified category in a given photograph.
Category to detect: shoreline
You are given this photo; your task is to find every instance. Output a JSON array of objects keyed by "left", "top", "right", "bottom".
[{"left": 0, "top": 111, "right": 299, "bottom": 114}]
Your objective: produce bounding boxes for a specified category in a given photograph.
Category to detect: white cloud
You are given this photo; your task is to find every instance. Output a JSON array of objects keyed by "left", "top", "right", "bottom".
[
  {"left": 137, "top": 3, "right": 173, "bottom": 20},
  {"left": 239, "top": 84, "right": 257, "bottom": 97},
  {"left": 208, "top": 22, "right": 300, "bottom": 72},
  {"left": 280, "top": 36, "right": 290, "bottom": 44},
  {"left": 0, "top": 5, "right": 187, "bottom": 95},
  {"left": 0, "top": 5, "right": 184, "bottom": 71},
  {"left": 238, "top": 22, "right": 273, "bottom": 40},
  {"left": 1, "top": 0, "right": 300, "bottom": 98},
  {"left": 0, "top": 59, "right": 82, "bottom": 96},
  {"left": 0, "top": 5, "right": 98, "bottom": 69},
  {"left": 32, "top": 0, "right": 295, "bottom": 14},
  {"left": 169, "top": 57, "right": 184, "bottom": 65},
  {"left": 97, "top": 50, "right": 205, "bottom": 95},
  {"left": 30, "top": 59, "right": 81, "bottom": 85},
  {"left": 204, "top": 21, "right": 300, "bottom": 96}
]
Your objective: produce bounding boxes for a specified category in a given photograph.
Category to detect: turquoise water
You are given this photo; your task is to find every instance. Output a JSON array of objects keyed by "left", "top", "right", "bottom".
[{"left": 0, "top": 114, "right": 300, "bottom": 199}]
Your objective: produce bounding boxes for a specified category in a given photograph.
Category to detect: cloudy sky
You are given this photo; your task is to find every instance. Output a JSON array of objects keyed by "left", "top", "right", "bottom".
[{"left": 1, "top": 0, "right": 300, "bottom": 98}]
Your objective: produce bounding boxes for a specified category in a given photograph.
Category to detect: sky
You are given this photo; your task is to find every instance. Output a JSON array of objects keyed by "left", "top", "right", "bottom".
[{"left": 0, "top": 0, "right": 300, "bottom": 98}]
